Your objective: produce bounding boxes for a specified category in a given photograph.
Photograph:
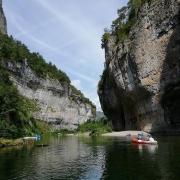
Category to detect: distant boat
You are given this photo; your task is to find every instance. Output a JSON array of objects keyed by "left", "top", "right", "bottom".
[
  {"left": 23, "top": 135, "right": 41, "bottom": 141},
  {"left": 23, "top": 137, "right": 37, "bottom": 140}
]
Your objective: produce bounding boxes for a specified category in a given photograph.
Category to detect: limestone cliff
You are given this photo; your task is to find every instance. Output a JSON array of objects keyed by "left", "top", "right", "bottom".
[
  {"left": 3, "top": 60, "right": 95, "bottom": 130},
  {"left": 0, "top": 0, "right": 7, "bottom": 34},
  {"left": 98, "top": 0, "right": 180, "bottom": 133}
]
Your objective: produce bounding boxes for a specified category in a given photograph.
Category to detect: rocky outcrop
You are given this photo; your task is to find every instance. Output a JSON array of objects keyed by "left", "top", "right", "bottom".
[
  {"left": 98, "top": 0, "right": 180, "bottom": 133},
  {"left": 3, "top": 60, "right": 95, "bottom": 130},
  {"left": 0, "top": 0, "right": 7, "bottom": 34}
]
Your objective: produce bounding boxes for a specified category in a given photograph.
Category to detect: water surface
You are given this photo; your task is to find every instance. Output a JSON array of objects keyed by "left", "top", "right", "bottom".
[{"left": 0, "top": 135, "right": 180, "bottom": 180}]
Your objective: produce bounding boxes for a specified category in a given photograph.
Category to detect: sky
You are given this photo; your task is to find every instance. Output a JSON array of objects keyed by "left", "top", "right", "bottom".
[{"left": 3, "top": 0, "right": 128, "bottom": 111}]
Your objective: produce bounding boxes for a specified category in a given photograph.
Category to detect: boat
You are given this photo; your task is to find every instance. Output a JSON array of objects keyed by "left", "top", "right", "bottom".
[
  {"left": 23, "top": 135, "right": 41, "bottom": 141},
  {"left": 23, "top": 137, "right": 38, "bottom": 140},
  {"left": 131, "top": 138, "right": 158, "bottom": 145}
]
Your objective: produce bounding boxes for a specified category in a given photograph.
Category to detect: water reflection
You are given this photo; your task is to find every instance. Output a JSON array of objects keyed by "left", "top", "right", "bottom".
[
  {"left": 0, "top": 136, "right": 180, "bottom": 180},
  {"left": 0, "top": 136, "right": 106, "bottom": 180},
  {"left": 132, "top": 144, "right": 158, "bottom": 154},
  {"left": 101, "top": 139, "right": 161, "bottom": 180}
]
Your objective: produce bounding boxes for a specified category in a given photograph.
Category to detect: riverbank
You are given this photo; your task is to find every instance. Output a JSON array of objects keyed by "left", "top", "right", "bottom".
[
  {"left": 102, "top": 131, "right": 150, "bottom": 137},
  {"left": 64, "top": 130, "right": 150, "bottom": 138},
  {"left": 0, "top": 131, "right": 150, "bottom": 148},
  {"left": 0, "top": 138, "right": 24, "bottom": 148}
]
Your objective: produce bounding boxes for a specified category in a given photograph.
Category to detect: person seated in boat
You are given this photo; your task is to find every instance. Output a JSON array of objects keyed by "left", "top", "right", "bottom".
[
  {"left": 137, "top": 133, "right": 144, "bottom": 140},
  {"left": 149, "top": 136, "right": 155, "bottom": 142},
  {"left": 145, "top": 134, "right": 155, "bottom": 142}
]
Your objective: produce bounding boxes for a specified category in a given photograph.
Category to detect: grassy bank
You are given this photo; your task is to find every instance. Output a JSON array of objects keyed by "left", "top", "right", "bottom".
[
  {"left": 0, "top": 120, "right": 52, "bottom": 148},
  {"left": 0, "top": 118, "right": 112, "bottom": 147},
  {"left": 0, "top": 138, "right": 24, "bottom": 148}
]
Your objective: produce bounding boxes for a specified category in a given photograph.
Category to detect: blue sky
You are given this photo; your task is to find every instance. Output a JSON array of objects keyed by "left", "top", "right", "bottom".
[{"left": 3, "top": 0, "right": 128, "bottom": 111}]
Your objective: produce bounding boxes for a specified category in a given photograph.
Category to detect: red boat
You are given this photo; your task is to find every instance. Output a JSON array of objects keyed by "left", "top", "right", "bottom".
[{"left": 131, "top": 138, "right": 158, "bottom": 145}]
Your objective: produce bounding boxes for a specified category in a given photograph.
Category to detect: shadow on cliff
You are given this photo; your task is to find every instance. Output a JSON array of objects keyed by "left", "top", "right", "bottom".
[
  {"left": 159, "top": 8, "right": 180, "bottom": 132},
  {"left": 98, "top": 69, "right": 126, "bottom": 131},
  {"left": 98, "top": 67, "right": 150, "bottom": 131}
]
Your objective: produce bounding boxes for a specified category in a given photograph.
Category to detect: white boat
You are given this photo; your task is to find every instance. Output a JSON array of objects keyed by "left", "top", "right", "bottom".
[{"left": 23, "top": 136, "right": 39, "bottom": 140}]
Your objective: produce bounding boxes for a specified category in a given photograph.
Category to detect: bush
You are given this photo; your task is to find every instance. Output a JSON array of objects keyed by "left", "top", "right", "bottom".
[
  {"left": 70, "top": 85, "right": 96, "bottom": 113},
  {"left": 77, "top": 118, "right": 112, "bottom": 136},
  {"left": 0, "top": 68, "right": 40, "bottom": 138},
  {"left": 101, "top": 29, "right": 111, "bottom": 48},
  {"left": 101, "top": 0, "right": 152, "bottom": 46}
]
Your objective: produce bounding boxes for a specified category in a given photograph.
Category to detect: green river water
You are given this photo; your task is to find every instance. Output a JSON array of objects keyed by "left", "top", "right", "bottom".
[{"left": 0, "top": 135, "right": 180, "bottom": 180}]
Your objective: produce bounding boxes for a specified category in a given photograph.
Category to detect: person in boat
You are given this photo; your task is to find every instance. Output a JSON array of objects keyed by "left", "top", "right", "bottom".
[
  {"left": 145, "top": 134, "right": 155, "bottom": 142},
  {"left": 137, "top": 132, "right": 144, "bottom": 140},
  {"left": 149, "top": 136, "right": 155, "bottom": 142}
]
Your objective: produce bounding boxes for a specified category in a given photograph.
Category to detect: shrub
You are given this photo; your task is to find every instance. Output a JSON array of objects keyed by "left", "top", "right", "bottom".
[
  {"left": 101, "top": 0, "right": 152, "bottom": 46},
  {"left": 77, "top": 118, "right": 112, "bottom": 136},
  {"left": 70, "top": 85, "right": 96, "bottom": 112},
  {"left": 101, "top": 29, "right": 111, "bottom": 48},
  {"left": 0, "top": 68, "right": 40, "bottom": 138}
]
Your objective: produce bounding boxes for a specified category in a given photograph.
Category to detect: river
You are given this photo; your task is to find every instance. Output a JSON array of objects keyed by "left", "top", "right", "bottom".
[{"left": 0, "top": 135, "right": 180, "bottom": 180}]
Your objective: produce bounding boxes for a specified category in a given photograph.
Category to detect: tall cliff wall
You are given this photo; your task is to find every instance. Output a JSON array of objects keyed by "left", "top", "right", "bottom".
[
  {"left": 98, "top": 0, "right": 180, "bottom": 133},
  {"left": 3, "top": 60, "right": 95, "bottom": 130},
  {"left": 0, "top": 0, "right": 7, "bottom": 34}
]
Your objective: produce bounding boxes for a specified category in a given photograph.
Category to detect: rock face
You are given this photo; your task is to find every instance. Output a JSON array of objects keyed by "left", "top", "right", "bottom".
[
  {"left": 4, "top": 60, "right": 95, "bottom": 130},
  {"left": 98, "top": 0, "right": 180, "bottom": 133},
  {"left": 0, "top": 0, "right": 7, "bottom": 34}
]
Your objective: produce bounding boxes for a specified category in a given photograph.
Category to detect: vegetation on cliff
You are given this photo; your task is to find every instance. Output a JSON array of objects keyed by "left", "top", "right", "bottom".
[
  {"left": 0, "top": 67, "right": 41, "bottom": 138},
  {"left": 101, "top": 0, "right": 152, "bottom": 47},
  {"left": 70, "top": 85, "right": 96, "bottom": 112},
  {"left": 100, "top": 0, "right": 153, "bottom": 95},
  {"left": 0, "top": 33, "right": 70, "bottom": 83}
]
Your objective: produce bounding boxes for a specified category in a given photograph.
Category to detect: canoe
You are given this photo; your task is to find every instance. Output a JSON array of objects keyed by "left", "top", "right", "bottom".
[{"left": 131, "top": 138, "right": 158, "bottom": 145}]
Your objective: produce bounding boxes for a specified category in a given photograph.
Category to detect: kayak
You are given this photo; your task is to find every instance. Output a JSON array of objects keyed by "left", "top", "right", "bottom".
[{"left": 131, "top": 138, "right": 158, "bottom": 145}]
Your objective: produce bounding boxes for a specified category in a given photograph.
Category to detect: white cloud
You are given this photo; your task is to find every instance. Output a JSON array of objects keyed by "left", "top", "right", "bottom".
[{"left": 14, "top": 18, "right": 56, "bottom": 38}]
